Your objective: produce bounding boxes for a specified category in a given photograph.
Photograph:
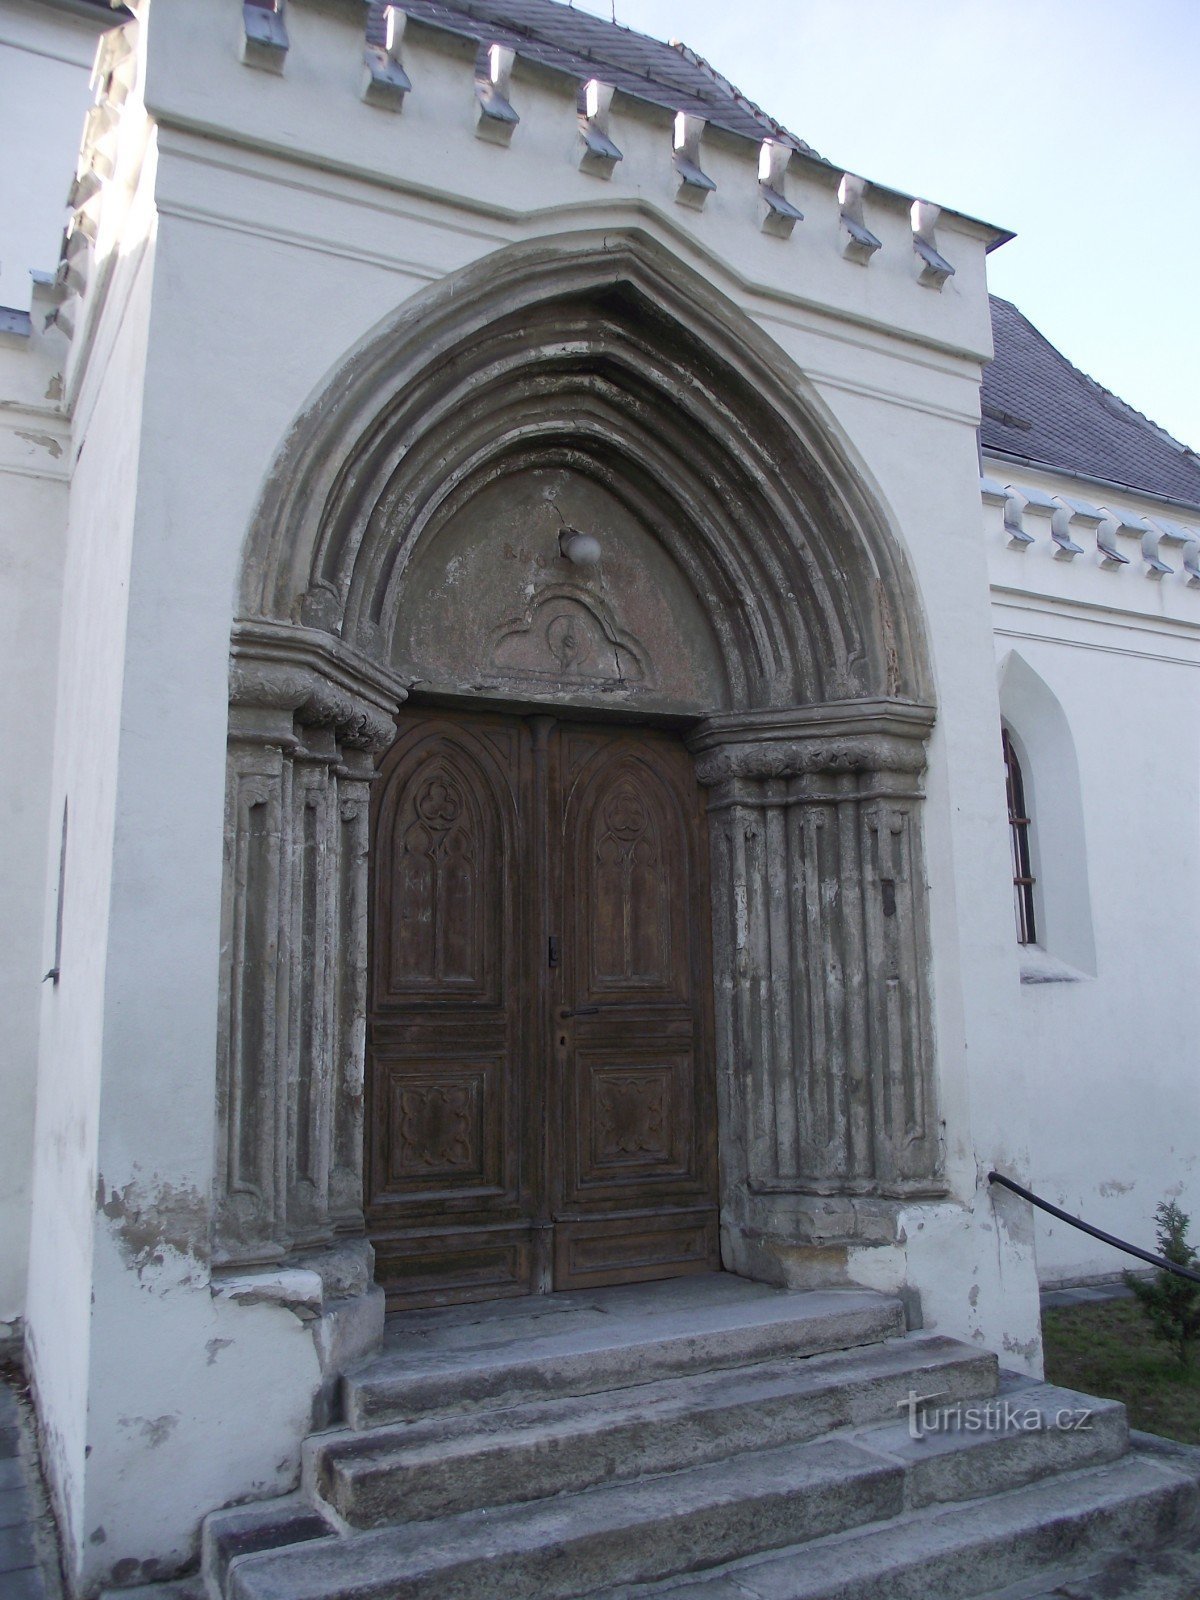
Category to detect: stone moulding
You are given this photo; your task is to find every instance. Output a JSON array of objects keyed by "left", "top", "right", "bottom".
[
  {"left": 220, "top": 230, "right": 944, "bottom": 1290},
  {"left": 216, "top": 623, "right": 405, "bottom": 1270},
  {"left": 688, "top": 700, "right": 943, "bottom": 1272}
]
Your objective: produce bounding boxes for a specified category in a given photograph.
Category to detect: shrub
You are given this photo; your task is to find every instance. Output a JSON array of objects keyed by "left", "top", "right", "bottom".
[{"left": 1124, "top": 1200, "right": 1200, "bottom": 1368}]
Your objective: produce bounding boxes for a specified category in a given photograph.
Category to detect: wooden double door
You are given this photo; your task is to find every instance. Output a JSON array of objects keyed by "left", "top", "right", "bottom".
[{"left": 367, "top": 708, "right": 720, "bottom": 1306}]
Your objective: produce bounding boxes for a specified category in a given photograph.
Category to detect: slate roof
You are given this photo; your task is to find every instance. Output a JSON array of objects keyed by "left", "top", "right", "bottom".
[
  {"left": 380, "top": 0, "right": 825, "bottom": 158},
  {"left": 983, "top": 297, "right": 1200, "bottom": 511}
]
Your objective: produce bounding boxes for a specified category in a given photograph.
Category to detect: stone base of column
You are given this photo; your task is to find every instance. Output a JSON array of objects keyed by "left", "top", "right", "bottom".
[
  {"left": 722, "top": 1182, "right": 948, "bottom": 1289},
  {"left": 211, "top": 1236, "right": 385, "bottom": 1429}
]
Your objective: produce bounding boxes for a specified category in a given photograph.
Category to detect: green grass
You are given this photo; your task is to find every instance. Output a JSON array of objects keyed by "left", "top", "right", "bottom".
[{"left": 1042, "top": 1297, "right": 1200, "bottom": 1445}]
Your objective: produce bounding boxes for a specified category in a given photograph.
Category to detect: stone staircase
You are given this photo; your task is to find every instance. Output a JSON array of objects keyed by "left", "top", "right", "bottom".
[{"left": 199, "top": 1275, "right": 1200, "bottom": 1600}]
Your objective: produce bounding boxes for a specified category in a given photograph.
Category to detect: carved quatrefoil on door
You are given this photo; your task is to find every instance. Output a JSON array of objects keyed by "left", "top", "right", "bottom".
[
  {"left": 394, "top": 1081, "right": 477, "bottom": 1176},
  {"left": 595, "top": 1069, "right": 669, "bottom": 1161}
]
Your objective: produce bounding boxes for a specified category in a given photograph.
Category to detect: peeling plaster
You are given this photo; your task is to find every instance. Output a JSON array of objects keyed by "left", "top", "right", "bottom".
[
  {"left": 205, "top": 1337, "right": 233, "bottom": 1366},
  {"left": 1002, "top": 1332, "right": 1040, "bottom": 1364},
  {"left": 14, "top": 429, "right": 63, "bottom": 459},
  {"left": 95, "top": 1177, "right": 209, "bottom": 1278}
]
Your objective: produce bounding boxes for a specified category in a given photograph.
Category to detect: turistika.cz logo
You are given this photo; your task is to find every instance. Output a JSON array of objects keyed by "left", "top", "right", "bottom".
[{"left": 897, "top": 1390, "right": 1094, "bottom": 1441}]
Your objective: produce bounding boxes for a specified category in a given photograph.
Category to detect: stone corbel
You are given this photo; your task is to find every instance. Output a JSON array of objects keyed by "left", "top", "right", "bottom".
[
  {"left": 1125, "top": 513, "right": 1173, "bottom": 578},
  {"left": 673, "top": 113, "right": 716, "bottom": 208},
  {"left": 1148, "top": 518, "right": 1200, "bottom": 587},
  {"left": 999, "top": 485, "right": 1035, "bottom": 549},
  {"left": 363, "top": 4, "right": 411, "bottom": 111},
  {"left": 759, "top": 140, "right": 803, "bottom": 238},
  {"left": 839, "top": 175, "right": 881, "bottom": 265},
  {"left": 911, "top": 201, "right": 954, "bottom": 289},
  {"left": 1048, "top": 497, "right": 1087, "bottom": 561},
  {"left": 476, "top": 43, "right": 519, "bottom": 145},
  {"left": 1090, "top": 506, "right": 1137, "bottom": 571},
  {"left": 578, "top": 80, "right": 622, "bottom": 178},
  {"left": 241, "top": 1, "right": 288, "bottom": 73}
]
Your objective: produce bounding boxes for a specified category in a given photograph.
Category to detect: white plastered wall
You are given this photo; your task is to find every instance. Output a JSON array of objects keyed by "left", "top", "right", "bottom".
[
  {"left": 25, "top": 2, "right": 1046, "bottom": 1586},
  {"left": 984, "top": 465, "right": 1200, "bottom": 1287},
  {"left": 0, "top": 314, "right": 71, "bottom": 1329},
  {"left": 0, "top": 1, "right": 99, "bottom": 311},
  {"left": 0, "top": 0, "right": 109, "bottom": 1331}
]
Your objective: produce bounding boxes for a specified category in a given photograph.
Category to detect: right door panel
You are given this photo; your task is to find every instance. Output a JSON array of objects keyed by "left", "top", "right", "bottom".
[{"left": 552, "top": 723, "right": 720, "bottom": 1288}]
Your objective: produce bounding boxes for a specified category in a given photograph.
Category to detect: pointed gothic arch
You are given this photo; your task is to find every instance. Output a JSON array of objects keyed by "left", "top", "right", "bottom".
[{"left": 218, "top": 230, "right": 943, "bottom": 1287}]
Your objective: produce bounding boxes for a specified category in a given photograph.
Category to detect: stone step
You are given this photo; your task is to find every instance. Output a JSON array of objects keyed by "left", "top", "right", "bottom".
[
  {"left": 313, "top": 1333, "right": 998, "bottom": 1528},
  {"left": 968, "top": 1433, "right": 1200, "bottom": 1599},
  {"left": 221, "top": 1384, "right": 1126, "bottom": 1600},
  {"left": 846, "top": 1381, "right": 1128, "bottom": 1509},
  {"left": 343, "top": 1282, "right": 907, "bottom": 1428},
  {"left": 978, "top": 1542, "right": 1200, "bottom": 1599},
  {"left": 593, "top": 1449, "right": 1200, "bottom": 1600},
  {"left": 203, "top": 1497, "right": 335, "bottom": 1598}
]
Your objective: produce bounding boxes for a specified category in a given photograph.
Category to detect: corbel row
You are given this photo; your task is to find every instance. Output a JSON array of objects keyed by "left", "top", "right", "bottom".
[
  {"left": 47, "top": 24, "right": 136, "bottom": 343},
  {"left": 239, "top": 1, "right": 956, "bottom": 287},
  {"left": 982, "top": 474, "right": 1200, "bottom": 586}
]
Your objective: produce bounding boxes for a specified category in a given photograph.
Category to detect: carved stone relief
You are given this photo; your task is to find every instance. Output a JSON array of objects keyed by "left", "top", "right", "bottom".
[
  {"left": 491, "top": 588, "right": 649, "bottom": 686},
  {"left": 391, "top": 465, "right": 725, "bottom": 715}
]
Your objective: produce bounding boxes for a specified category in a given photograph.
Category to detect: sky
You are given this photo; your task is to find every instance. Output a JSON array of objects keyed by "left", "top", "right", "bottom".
[{"left": 568, "top": 0, "right": 1200, "bottom": 452}]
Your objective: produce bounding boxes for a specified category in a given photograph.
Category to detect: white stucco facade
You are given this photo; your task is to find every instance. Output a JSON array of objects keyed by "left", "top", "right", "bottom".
[
  {"left": 982, "top": 466, "right": 1200, "bottom": 1287},
  {"left": 0, "top": 2, "right": 1196, "bottom": 1593}
]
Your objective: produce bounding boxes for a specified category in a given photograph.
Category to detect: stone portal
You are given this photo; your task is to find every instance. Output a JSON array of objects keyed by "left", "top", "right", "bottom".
[{"left": 217, "top": 232, "right": 943, "bottom": 1299}]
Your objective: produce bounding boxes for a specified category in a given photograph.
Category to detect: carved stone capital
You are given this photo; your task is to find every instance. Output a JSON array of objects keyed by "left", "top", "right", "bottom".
[
  {"left": 689, "top": 699, "right": 934, "bottom": 785},
  {"left": 230, "top": 619, "right": 406, "bottom": 754}
]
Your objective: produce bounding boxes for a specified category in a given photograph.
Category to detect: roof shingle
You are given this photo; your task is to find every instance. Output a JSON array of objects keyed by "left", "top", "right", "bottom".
[
  {"left": 383, "top": 0, "right": 824, "bottom": 157},
  {"left": 983, "top": 297, "right": 1200, "bottom": 511}
]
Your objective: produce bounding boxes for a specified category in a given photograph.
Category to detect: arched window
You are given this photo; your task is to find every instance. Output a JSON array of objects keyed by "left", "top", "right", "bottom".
[
  {"left": 1002, "top": 727, "right": 1036, "bottom": 945},
  {"left": 997, "top": 652, "right": 1095, "bottom": 977}
]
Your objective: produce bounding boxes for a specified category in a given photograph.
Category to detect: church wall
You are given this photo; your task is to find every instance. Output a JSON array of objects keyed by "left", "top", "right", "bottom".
[
  {"left": 22, "top": 201, "right": 154, "bottom": 1576},
  {"left": 55, "top": 194, "right": 430, "bottom": 1594},
  {"left": 0, "top": 1, "right": 98, "bottom": 312},
  {"left": 0, "top": 311, "right": 71, "bottom": 1329},
  {"left": 0, "top": 0, "right": 113, "bottom": 1344},
  {"left": 983, "top": 465, "right": 1200, "bottom": 1286},
  {"left": 21, "top": 3, "right": 1050, "bottom": 1586}
]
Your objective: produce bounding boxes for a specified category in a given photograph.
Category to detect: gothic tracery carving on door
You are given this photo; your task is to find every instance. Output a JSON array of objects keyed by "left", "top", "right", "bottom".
[{"left": 365, "top": 709, "right": 720, "bottom": 1306}]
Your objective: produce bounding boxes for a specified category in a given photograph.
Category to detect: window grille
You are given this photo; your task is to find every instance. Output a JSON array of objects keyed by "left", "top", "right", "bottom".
[{"left": 1002, "top": 728, "right": 1036, "bottom": 945}]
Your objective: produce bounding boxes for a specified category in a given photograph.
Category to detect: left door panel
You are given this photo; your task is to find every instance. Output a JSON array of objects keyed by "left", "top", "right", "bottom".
[{"left": 367, "top": 710, "right": 533, "bottom": 1305}]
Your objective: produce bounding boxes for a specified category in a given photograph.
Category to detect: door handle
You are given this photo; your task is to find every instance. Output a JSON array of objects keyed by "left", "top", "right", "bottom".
[{"left": 557, "top": 1005, "right": 600, "bottom": 1019}]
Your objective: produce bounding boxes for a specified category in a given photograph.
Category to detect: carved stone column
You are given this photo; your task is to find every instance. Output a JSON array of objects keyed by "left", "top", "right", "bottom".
[
  {"left": 689, "top": 700, "right": 943, "bottom": 1270},
  {"left": 215, "top": 623, "right": 404, "bottom": 1269}
]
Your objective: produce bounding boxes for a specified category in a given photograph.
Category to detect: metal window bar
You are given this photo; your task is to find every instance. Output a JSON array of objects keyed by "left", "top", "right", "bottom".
[
  {"left": 1002, "top": 728, "right": 1036, "bottom": 944},
  {"left": 989, "top": 1172, "right": 1200, "bottom": 1286}
]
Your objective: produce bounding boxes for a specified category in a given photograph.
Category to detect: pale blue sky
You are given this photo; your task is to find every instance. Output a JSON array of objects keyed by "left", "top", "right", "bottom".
[{"left": 570, "top": 0, "right": 1200, "bottom": 452}]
